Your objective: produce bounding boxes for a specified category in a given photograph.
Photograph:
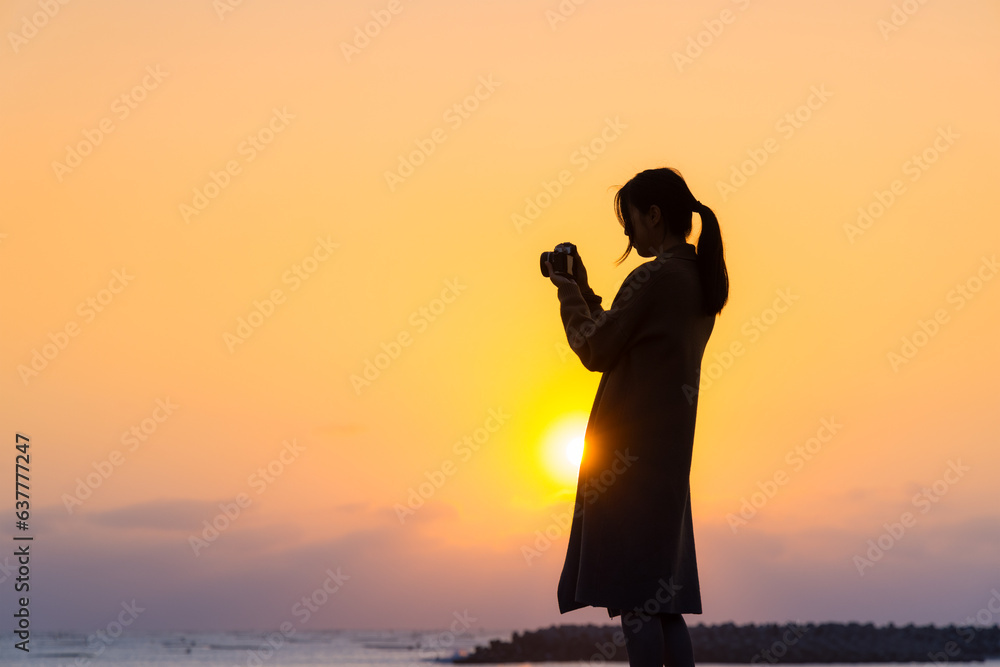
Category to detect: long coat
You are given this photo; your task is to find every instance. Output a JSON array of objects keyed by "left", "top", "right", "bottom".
[{"left": 555, "top": 242, "right": 715, "bottom": 617}]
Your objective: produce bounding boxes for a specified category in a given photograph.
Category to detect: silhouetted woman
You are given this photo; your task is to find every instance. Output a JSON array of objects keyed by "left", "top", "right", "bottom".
[{"left": 544, "top": 167, "right": 729, "bottom": 667}]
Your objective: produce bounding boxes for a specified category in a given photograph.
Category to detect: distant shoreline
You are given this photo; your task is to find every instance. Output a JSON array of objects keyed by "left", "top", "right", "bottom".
[{"left": 453, "top": 622, "right": 1000, "bottom": 663}]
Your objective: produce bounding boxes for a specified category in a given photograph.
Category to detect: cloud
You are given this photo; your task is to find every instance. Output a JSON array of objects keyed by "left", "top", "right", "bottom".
[
  {"left": 12, "top": 497, "right": 1000, "bottom": 632},
  {"left": 86, "top": 498, "right": 223, "bottom": 531}
]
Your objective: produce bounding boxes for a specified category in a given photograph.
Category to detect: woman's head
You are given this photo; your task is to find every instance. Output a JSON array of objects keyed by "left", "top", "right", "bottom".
[
  {"left": 613, "top": 167, "right": 729, "bottom": 315},
  {"left": 614, "top": 168, "right": 697, "bottom": 256}
]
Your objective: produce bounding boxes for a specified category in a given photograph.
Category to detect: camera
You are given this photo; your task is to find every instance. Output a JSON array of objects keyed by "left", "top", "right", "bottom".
[{"left": 540, "top": 242, "right": 578, "bottom": 278}]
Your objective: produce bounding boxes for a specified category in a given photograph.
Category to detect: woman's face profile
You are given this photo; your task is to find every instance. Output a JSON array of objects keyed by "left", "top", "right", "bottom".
[{"left": 627, "top": 203, "right": 661, "bottom": 257}]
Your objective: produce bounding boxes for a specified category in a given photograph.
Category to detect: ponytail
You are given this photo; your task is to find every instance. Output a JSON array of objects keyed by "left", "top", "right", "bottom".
[{"left": 693, "top": 202, "right": 729, "bottom": 316}]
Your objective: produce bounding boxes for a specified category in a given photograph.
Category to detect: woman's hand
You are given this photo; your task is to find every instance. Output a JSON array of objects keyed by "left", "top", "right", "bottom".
[{"left": 544, "top": 259, "right": 579, "bottom": 290}]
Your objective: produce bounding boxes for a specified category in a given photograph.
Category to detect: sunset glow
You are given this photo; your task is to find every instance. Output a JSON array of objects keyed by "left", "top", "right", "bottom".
[
  {"left": 540, "top": 414, "right": 588, "bottom": 485},
  {"left": 1, "top": 0, "right": 998, "bottom": 636}
]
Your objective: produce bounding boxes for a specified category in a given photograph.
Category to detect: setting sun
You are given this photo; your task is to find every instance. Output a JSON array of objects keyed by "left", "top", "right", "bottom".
[
  {"left": 541, "top": 414, "right": 588, "bottom": 484},
  {"left": 565, "top": 435, "right": 585, "bottom": 467}
]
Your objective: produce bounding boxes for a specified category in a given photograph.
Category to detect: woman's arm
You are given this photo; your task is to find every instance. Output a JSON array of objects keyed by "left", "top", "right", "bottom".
[
  {"left": 578, "top": 283, "right": 604, "bottom": 317},
  {"left": 549, "top": 263, "right": 661, "bottom": 373}
]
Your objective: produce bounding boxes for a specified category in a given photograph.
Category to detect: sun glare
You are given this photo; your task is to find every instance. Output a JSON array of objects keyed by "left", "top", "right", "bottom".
[
  {"left": 542, "top": 414, "right": 588, "bottom": 484},
  {"left": 566, "top": 436, "right": 585, "bottom": 466}
]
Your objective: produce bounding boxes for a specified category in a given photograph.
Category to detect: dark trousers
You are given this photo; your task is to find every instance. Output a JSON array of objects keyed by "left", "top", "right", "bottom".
[{"left": 620, "top": 610, "right": 695, "bottom": 667}]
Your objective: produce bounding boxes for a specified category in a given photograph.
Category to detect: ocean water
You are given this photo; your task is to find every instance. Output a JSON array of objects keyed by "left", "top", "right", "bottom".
[
  {"left": 0, "top": 629, "right": 997, "bottom": 666},
  {"left": 0, "top": 629, "right": 494, "bottom": 667}
]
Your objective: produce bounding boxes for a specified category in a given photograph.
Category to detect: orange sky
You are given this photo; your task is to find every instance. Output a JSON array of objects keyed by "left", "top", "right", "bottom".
[{"left": 2, "top": 0, "right": 999, "bottom": 632}]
